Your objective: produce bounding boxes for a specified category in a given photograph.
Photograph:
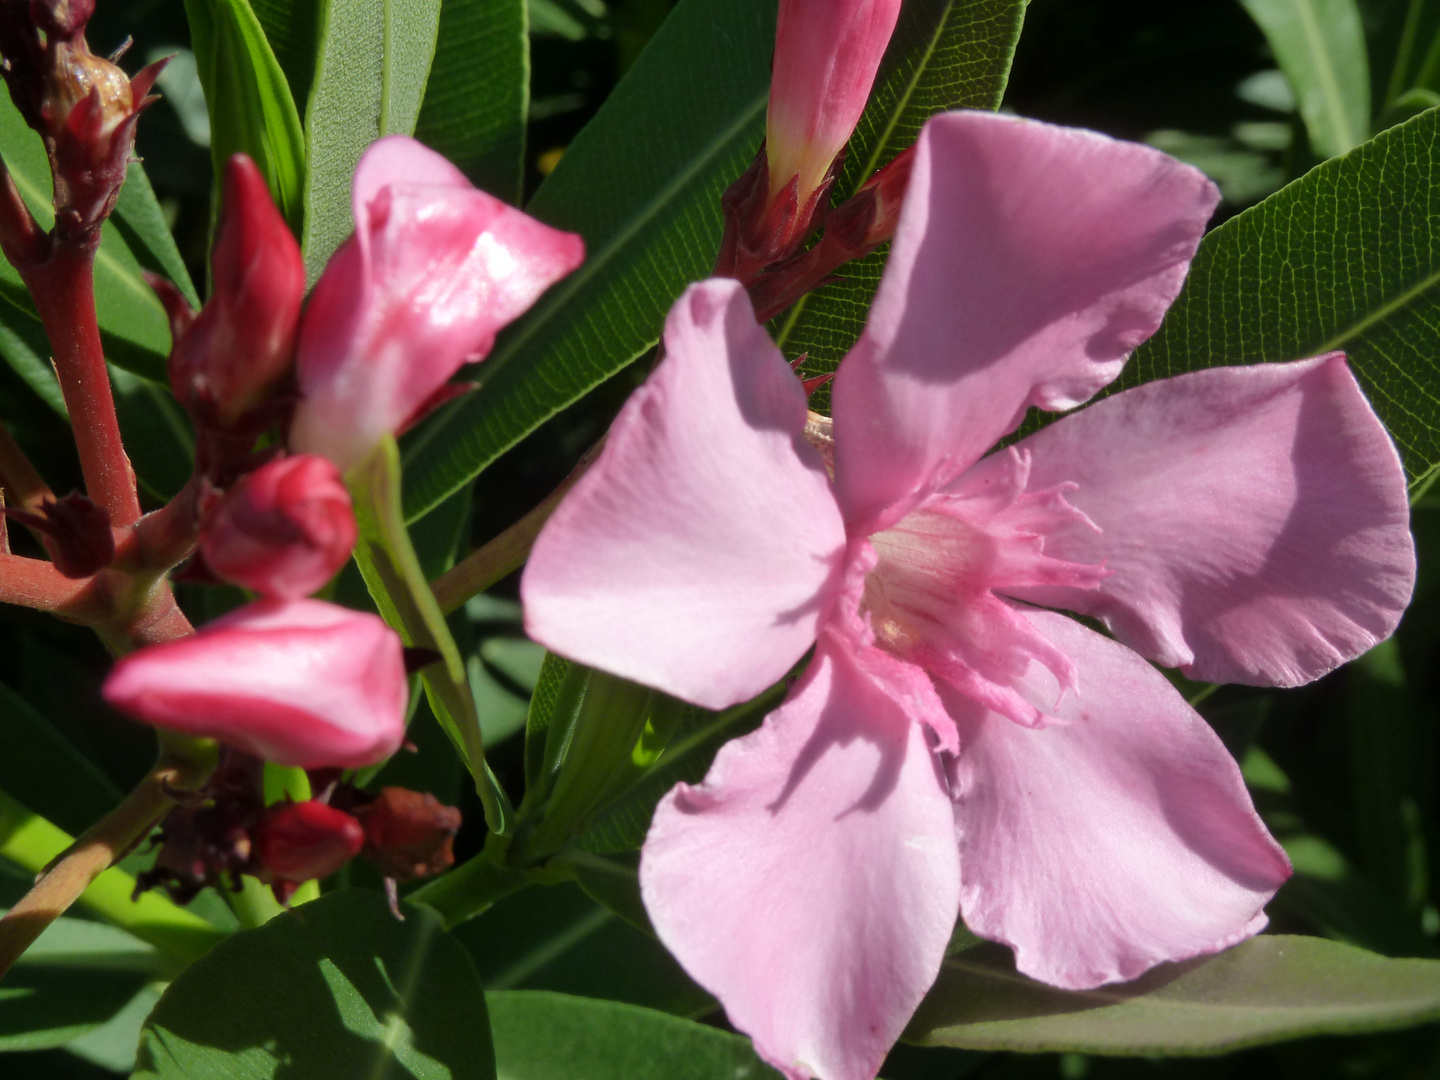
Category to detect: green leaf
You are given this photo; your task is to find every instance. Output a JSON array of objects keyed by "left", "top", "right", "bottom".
[
  {"left": 113, "top": 161, "right": 201, "bottom": 307},
  {"left": 414, "top": 0, "right": 528, "bottom": 204},
  {"left": 448, "top": 880, "right": 708, "bottom": 1014},
  {"left": 1123, "top": 106, "right": 1440, "bottom": 486},
  {"left": 110, "top": 365, "right": 196, "bottom": 500},
  {"left": 0, "top": 917, "right": 160, "bottom": 1052},
  {"left": 524, "top": 650, "right": 578, "bottom": 791},
  {"left": 0, "top": 95, "right": 174, "bottom": 382},
  {"left": 185, "top": 0, "right": 308, "bottom": 234},
  {"left": 0, "top": 299, "right": 68, "bottom": 415},
  {"left": 300, "top": 0, "right": 444, "bottom": 279},
  {"left": 1237, "top": 0, "right": 1370, "bottom": 158},
  {"left": 398, "top": 0, "right": 777, "bottom": 521},
  {"left": 573, "top": 681, "right": 785, "bottom": 855},
  {"left": 0, "top": 680, "right": 121, "bottom": 836},
  {"left": 487, "top": 990, "right": 782, "bottom": 1079},
  {"left": 348, "top": 437, "right": 511, "bottom": 832},
  {"left": 773, "top": 0, "right": 1028, "bottom": 389},
  {"left": 134, "top": 889, "right": 496, "bottom": 1080},
  {"left": 249, "top": 0, "right": 324, "bottom": 121},
  {"left": 909, "top": 935, "right": 1440, "bottom": 1055}
]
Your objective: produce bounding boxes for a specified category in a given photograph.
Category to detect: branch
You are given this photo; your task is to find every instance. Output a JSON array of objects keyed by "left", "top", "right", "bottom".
[
  {"left": 0, "top": 552, "right": 98, "bottom": 615},
  {"left": 0, "top": 747, "right": 216, "bottom": 980},
  {"left": 0, "top": 425, "right": 54, "bottom": 510}
]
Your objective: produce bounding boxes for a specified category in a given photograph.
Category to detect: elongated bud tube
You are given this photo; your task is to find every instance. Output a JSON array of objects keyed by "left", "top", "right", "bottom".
[
  {"left": 103, "top": 598, "right": 408, "bottom": 769},
  {"left": 253, "top": 801, "right": 365, "bottom": 884},
  {"left": 200, "top": 455, "right": 357, "bottom": 598},
  {"left": 769, "top": 0, "right": 901, "bottom": 218},
  {"left": 289, "top": 136, "right": 585, "bottom": 472},
  {"left": 169, "top": 155, "right": 305, "bottom": 429}
]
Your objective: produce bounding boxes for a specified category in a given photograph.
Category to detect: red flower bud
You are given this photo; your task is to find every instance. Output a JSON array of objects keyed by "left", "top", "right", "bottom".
[
  {"left": 169, "top": 155, "right": 305, "bottom": 428},
  {"left": 201, "top": 455, "right": 357, "bottom": 598},
  {"left": 253, "top": 800, "right": 364, "bottom": 884}
]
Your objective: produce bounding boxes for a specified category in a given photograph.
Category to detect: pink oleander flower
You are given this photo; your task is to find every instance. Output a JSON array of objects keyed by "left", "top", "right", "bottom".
[
  {"left": 167, "top": 155, "right": 306, "bottom": 428},
  {"left": 523, "top": 111, "right": 1417, "bottom": 1080},
  {"left": 767, "top": 0, "right": 903, "bottom": 217},
  {"left": 104, "top": 598, "right": 407, "bottom": 769},
  {"left": 200, "top": 454, "right": 357, "bottom": 599},
  {"left": 289, "top": 135, "right": 585, "bottom": 471}
]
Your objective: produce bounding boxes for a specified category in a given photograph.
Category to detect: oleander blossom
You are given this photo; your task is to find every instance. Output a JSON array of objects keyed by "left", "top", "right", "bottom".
[{"left": 522, "top": 110, "right": 1416, "bottom": 1080}]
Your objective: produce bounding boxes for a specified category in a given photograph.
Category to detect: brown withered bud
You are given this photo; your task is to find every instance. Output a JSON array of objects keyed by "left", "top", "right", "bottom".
[
  {"left": 2, "top": 490, "right": 113, "bottom": 576},
  {"left": 0, "top": 0, "right": 166, "bottom": 242},
  {"left": 354, "top": 787, "right": 462, "bottom": 881}
]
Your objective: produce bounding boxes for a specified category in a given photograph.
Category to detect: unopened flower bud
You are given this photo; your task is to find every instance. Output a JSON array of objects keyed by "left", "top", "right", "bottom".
[
  {"left": 169, "top": 155, "right": 305, "bottom": 428},
  {"left": 103, "top": 598, "right": 408, "bottom": 769},
  {"left": 253, "top": 800, "right": 364, "bottom": 884},
  {"left": 43, "top": 42, "right": 132, "bottom": 146},
  {"left": 201, "top": 455, "right": 356, "bottom": 598},
  {"left": 766, "top": 0, "right": 902, "bottom": 224},
  {"left": 289, "top": 136, "right": 584, "bottom": 471}
]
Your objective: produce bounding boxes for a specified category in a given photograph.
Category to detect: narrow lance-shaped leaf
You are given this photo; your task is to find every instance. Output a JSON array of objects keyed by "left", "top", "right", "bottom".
[
  {"left": 300, "top": 0, "right": 443, "bottom": 279},
  {"left": 1121, "top": 105, "right": 1440, "bottom": 488},
  {"left": 909, "top": 936, "right": 1440, "bottom": 1055},
  {"left": 184, "top": 0, "right": 308, "bottom": 234},
  {"left": 774, "top": 0, "right": 1028, "bottom": 393},
  {"left": 398, "top": 0, "right": 777, "bottom": 521},
  {"left": 1237, "top": 0, "right": 1370, "bottom": 159},
  {"left": 414, "top": 0, "right": 528, "bottom": 204}
]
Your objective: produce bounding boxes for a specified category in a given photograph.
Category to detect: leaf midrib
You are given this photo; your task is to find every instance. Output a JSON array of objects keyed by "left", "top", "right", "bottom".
[{"left": 1315, "top": 264, "right": 1440, "bottom": 353}]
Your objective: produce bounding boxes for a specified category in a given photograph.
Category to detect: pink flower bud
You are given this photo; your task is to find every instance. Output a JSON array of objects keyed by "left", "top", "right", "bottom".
[
  {"left": 289, "top": 136, "right": 585, "bottom": 471},
  {"left": 103, "top": 599, "right": 408, "bottom": 769},
  {"left": 200, "top": 455, "right": 357, "bottom": 598},
  {"left": 765, "top": 0, "right": 903, "bottom": 213},
  {"left": 169, "top": 155, "right": 305, "bottom": 428},
  {"left": 253, "top": 800, "right": 365, "bottom": 884}
]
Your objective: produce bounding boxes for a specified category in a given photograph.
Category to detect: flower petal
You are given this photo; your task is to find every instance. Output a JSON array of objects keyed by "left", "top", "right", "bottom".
[
  {"left": 102, "top": 599, "right": 408, "bottom": 770},
  {"left": 833, "top": 111, "right": 1219, "bottom": 532},
  {"left": 523, "top": 280, "right": 848, "bottom": 709},
  {"left": 1004, "top": 355, "right": 1416, "bottom": 686},
  {"left": 642, "top": 636, "right": 960, "bottom": 1080},
  {"left": 949, "top": 609, "right": 1291, "bottom": 990}
]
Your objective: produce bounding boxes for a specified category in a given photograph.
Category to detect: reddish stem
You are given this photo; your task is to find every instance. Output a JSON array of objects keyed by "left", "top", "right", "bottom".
[
  {"left": 0, "top": 552, "right": 98, "bottom": 614},
  {"left": 20, "top": 242, "right": 141, "bottom": 528}
]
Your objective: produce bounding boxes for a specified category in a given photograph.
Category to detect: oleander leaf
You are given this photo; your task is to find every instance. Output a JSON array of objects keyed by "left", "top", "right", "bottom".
[
  {"left": 910, "top": 936, "right": 1440, "bottom": 1054},
  {"left": 300, "top": 0, "right": 443, "bottom": 279}
]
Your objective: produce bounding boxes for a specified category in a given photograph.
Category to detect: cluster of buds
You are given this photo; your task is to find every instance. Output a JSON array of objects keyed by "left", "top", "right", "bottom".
[
  {"left": 137, "top": 752, "right": 461, "bottom": 906},
  {"left": 105, "top": 136, "right": 583, "bottom": 775},
  {"left": 714, "top": 0, "right": 913, "bottom": 327},
  {"left": 0, "top": 0, "right": 166, "bottom": 240}
]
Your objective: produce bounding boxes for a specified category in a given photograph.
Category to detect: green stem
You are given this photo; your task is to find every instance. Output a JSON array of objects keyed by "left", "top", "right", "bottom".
[
  {"left": 0, "top": 789, "right": 227, "bottom": 969},
  {"left": 408, "top": 849, "right": 534, "bottom": 928},
  {"left": 230, "top": 876, "right": 287, "bottom": 928}
]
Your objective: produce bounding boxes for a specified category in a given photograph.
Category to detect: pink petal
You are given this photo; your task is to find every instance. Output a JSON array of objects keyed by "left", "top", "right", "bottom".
[
  {"left": 642, "top": 635, "right": 960, "bottom": 1080},
  {"left": 523, "top": 280, "right": 847, "bottom": 709},
  {"left": 292, "top": 137, "right": 584, "bottom": 470},
  {"left": 102, "top": 599, "right": 408, "bottom": 769},
  {"left": 949, "top": 608, "right": 1291, "bottom": 990},
  {"left": 1004, "top": 355, "right": 1416, "bottom": 686},
  {"left": 832, "top": 111, "right": 1219, "bottom": 532}
]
